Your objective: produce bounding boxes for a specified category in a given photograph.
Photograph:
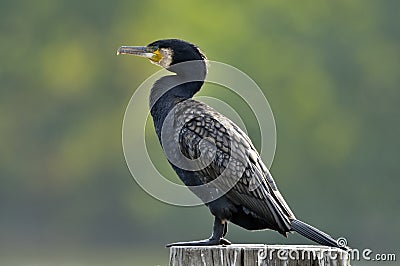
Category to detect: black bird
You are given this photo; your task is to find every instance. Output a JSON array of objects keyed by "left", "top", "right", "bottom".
[{"left": 117, "top": 39, "right": 346, "bottom": 249}]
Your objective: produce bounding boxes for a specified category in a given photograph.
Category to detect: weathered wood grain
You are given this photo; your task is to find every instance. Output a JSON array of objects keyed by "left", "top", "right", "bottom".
[{"left": 169, "top": 244, "right": 350, "bottom": 266}]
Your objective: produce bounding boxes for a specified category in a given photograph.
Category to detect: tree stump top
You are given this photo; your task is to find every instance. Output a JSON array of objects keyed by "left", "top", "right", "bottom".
[{"left": 169, "top": 244, "right": 350, "bottom": 266}]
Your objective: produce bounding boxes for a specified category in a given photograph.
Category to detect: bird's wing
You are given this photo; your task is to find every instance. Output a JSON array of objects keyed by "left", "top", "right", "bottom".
[{"left": 173, "top": 99, "right": 295, "bottom": 232}]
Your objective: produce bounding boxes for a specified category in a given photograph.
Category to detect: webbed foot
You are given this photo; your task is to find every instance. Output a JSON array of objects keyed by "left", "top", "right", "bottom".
[{"left": 166, "top": 237, "right": 231, "bottom": 247}]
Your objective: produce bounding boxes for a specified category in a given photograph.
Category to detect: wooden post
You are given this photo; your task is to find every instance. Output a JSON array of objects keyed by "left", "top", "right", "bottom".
[{"left": 169, "top": 244, "right": 350, "bottom": 266}]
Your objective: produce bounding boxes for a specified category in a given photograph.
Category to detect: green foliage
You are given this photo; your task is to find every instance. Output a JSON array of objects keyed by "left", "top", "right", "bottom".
[{"left": 1, "top": 0, "right": 399, "bottom": 264}]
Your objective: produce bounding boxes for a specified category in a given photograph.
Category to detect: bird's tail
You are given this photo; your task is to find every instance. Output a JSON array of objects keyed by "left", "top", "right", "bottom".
[{"left": 290, "top": 219, "right": 348, "bottom": 250}]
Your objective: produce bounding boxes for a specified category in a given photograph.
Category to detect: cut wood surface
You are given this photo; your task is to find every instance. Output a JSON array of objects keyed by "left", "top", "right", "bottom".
[{"left": 169, "top": 244, "right": 350, "bottom": 266}]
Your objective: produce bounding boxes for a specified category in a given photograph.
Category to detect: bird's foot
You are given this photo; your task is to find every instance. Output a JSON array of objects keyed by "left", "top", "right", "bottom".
[
  {"left": 219, "top": 238, "right": 231, "bottom": 245},
  {"left": 166, "top": 237, "right": 231, "bottom": 247}
]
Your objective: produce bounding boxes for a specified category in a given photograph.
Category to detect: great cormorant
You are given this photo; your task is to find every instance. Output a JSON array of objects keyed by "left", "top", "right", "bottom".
[{"left": 117, "top": 39, "right": 346, "bottom": 249}]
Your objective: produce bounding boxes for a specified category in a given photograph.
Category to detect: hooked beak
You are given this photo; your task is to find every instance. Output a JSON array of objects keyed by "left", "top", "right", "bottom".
[{"left": 116, "top": 46, "right": 154, "bottom": 58}]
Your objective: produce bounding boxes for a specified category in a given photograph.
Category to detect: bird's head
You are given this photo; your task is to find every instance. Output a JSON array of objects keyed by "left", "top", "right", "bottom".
[{"left": 117, "top": 39, "right": 207, "bottom": 74}]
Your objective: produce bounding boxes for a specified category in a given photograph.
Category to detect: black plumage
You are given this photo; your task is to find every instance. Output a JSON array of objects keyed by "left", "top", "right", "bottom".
[{"left": 117, "top": 39, "right": 347, "bottom": 249}]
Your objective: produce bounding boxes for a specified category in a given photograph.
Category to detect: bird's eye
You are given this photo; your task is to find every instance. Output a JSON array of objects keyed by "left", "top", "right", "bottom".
[{"left": 151, "top": 45, "right": 159, "bottom": 51}]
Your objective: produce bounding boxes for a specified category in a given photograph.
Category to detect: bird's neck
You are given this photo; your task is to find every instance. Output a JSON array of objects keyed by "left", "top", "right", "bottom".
[{"left": 150, "top": 75, "right": 204, "bottom": 138}]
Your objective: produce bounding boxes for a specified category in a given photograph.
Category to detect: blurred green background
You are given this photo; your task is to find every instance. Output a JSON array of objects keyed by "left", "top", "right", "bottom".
[{"left": 1, "top": 0, "right": 399, "bottom": 265}]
